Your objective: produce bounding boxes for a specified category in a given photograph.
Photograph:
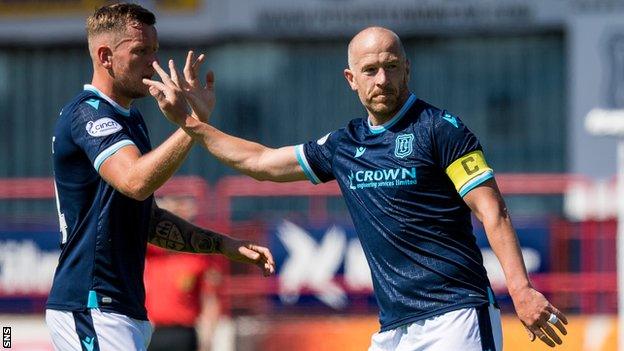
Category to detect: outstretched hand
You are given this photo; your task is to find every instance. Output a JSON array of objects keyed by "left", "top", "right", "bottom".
[
  {"left": 177, "top": 51, "right": 216, "bottom": 123},
  {"left": 512, "top": 286, "right": 568, "bottom": 347},
  {"left": 142, "top": 60, "right": 190, "bottom": 126},
  {"left": 221, "top": 237, "right": 276, "bottom": 277},
  {"left": 143, "top": 52, "right": 215, "bottom": 126}
]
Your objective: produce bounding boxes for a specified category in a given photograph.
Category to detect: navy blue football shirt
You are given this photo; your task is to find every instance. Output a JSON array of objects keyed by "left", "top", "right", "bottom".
[
  {"left": 296, "top": 93, "right": 497, "bottom": 331},
  {"left": 48, "top": 85, "right": 153, "bottom": 320}
]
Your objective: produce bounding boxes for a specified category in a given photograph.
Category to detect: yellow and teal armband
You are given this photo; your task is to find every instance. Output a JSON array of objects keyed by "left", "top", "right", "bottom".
[{"left": 445, "top": 150, "right": 494, "bottom": 197}]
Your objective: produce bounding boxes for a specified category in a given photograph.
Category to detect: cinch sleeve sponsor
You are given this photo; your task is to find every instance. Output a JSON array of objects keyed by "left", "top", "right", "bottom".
[
  {"left": 71, "top": 103, "right": 135, "bottom": 172},
  {"left": 445, "top": 150, "right": 494, "bottom": 197}
]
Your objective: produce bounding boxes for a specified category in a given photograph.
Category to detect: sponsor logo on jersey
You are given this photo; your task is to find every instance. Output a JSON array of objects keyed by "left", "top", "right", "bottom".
[
  {"left": 394, "top": 133, "right": 414, "bottom": 158},
  {"left": 348, "top": 167, "right": 417, "bottom": 190},
  {"left": 86, "top": 118, "right": 122, "bottom": 137}
]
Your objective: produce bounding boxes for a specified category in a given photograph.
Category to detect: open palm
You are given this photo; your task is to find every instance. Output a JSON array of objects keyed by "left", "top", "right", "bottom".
[{"left": 177, "top": 51, "right": 216, "bottom": 123}]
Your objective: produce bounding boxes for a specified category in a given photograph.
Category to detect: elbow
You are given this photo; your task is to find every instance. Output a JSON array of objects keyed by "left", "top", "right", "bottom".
[
  {"left": 128, "top": 191, "right": 151, "bottom": 202},
  {"left": 122, "top": 178, "right": 153, "bottom": 201},
  {"left": 249, "top": 168, "right": 291, "bottom": 182},
  {"left": 244, "top": 160, "right": 277, "bottom": 182},
  {"left": 480, "top": 209, "right": 510, "bottom": 229},
  {"left": 247, "top": 171, "right": 272, "bottom": 182}
]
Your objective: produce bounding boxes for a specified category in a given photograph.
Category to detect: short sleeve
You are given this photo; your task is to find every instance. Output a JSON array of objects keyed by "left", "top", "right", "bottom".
[
  {"left": 70, "top": 103, "right": 135, "bottom": 172},
  {"left": 295, "top": 132, "right": 336, "bottom": 184},
  {"left": 433, "top": 110, "right": 494, "bottom": 197}
]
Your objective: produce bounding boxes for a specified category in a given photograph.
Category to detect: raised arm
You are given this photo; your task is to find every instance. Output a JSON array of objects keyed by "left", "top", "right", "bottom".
[
  {"left": 98, "top": 130, "right": 192, "bottom": 201},
  {"left": 144, "top": 52, "right": 307, "bottom": 183},
  {"left": 148, "top": 201, "right": 275, "bottom": 276},
  {"left": 187, "top": 121, "right": 306, "bottom": 182},
  {"left": 99, "top": 59, "right": 199, "bottom": 200},
  {"left": 463, "top": 179, "right": 568, "bottom": 348}
]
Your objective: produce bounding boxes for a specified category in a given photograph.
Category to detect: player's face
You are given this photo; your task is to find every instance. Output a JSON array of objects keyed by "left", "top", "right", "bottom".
[
  {"left": 345, "top": 40, "right": 410, "bottom": 120},
  {"left": 110, "top": 23, "right": 158, "bottom": 99}
]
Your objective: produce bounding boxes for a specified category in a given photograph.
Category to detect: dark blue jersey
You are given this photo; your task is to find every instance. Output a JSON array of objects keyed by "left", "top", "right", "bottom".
[
  {"left": 47, "top": 85, "right": 153, "bottom": 320},
  {"left": 296, "top": 94, "right": 496, "bottom": 331}
]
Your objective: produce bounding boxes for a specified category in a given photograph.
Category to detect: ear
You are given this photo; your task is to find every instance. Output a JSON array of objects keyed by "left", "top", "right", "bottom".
[
  {"left": 343, "top": 68, "right": 358, "bottom": 91},
  {"left": 96, "top": 46, "right": 114, "bottom": 69}
]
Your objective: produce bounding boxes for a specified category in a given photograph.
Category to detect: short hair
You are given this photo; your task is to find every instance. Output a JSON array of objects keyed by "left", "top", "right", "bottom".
[{"left": 86, "top": 2, "right": 155, "bottom": 40}]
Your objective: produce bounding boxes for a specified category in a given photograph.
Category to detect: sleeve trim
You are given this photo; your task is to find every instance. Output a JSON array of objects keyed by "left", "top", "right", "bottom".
[
  {"left": 295, "top": 144, "right": 322, "bottom": 184},
  {"left": 93, "top": 140, "right": 135, "bottom": 172},
  {"left": 459, "top": 170, "right": 494, "bottom": 197}
]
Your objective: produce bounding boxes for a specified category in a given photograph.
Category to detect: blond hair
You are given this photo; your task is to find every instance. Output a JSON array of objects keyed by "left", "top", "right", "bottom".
[{"left": 86, "top": 2, "right": 155, "bottom": 46}]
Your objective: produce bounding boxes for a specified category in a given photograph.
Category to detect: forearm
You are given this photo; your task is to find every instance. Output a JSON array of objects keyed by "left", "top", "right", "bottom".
[
  {"left": 482, "top": 206, "right": 569, "bottom": 347},
  {"left": 182, "top": 118, "right": 268, "bottom": 178},
  {"left": 180, "top": 118, "right": 304, "bottom": 182},
  {"left": 126, "top": 129, "right": 193, "bottom": 199},
  {"left": 148, "top": 203, "right": 224, "bottom": 253},
  {"left": 482, "top": 211, "right": 532, "bottom": 294}
]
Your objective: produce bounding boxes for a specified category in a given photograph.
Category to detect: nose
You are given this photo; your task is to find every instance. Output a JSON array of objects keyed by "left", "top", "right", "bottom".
[{"left": 375, "top": 68, "right": 388, "bottom": 86}]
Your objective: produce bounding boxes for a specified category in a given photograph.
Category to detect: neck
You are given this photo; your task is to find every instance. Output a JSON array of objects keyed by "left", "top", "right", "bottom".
[
  {"left": 91, "top": 71, "right": 132, "bottom": 108},
  {"left": 368, "top": 90, "right": 411, "bottom": 126}
]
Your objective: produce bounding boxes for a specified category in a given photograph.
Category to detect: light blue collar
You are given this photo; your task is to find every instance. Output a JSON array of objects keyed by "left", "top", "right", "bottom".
[
  {"left": 84, "top": 84, "right": 131, "bottom": 117},
  {"left": 368, "top": 93, "right": 417, "bottom": 134}
]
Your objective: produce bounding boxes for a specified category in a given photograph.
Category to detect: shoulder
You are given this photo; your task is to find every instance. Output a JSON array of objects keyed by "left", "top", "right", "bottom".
[
  {"left": 65, "top": 92, "right": 127, "bottom": 134},
  {"left": 313, "top": 120, "right": 353, "bottom": 146},
  {"left": 413, "top": 99, "right": 469, "bottom": 134},
  {"left": 342, "top": 117, "right": 372, "bottom": 140},
  {"left": 62, "top": 91, "right": 118, "bottom": 122},
  {"left": 409, "top": 99, "right": 444, "bottom": 127}
]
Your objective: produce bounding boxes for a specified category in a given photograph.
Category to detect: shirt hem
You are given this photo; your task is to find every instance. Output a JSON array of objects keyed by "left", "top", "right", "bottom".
[
  {"left": 45, "top": 303, "right": 148, "bottom": 321},
  {"left": 379, "top": 301, "right": 488, "bottom": 332}
]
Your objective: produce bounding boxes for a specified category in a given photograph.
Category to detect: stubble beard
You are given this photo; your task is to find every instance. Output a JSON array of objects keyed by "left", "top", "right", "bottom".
[
  {"left": 115, "top": 76, "right": 149, "bottom": 100},
  {"left": 365, "top": 92, "right": 400, "bottom": 121}
]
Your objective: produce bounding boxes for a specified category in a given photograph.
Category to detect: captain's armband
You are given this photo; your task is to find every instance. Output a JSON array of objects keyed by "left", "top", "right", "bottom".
[{"left": 445, "top": 150, "right": 494, "bottom": 197}]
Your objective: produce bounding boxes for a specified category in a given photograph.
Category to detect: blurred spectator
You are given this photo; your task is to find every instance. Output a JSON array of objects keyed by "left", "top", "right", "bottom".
[{"left": 145, "top": 196, "right": 223, "bottom": 351}]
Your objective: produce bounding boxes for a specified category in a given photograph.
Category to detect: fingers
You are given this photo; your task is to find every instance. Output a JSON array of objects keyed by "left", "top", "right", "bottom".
[
  {"left": 205, "top": 70, "right": 215, "bottom": 90},
  {"left": 142, "top": 78, "right": 166, "bottom": 90},
  {"left": 533, "top": 329, "right": 556, "bottom": 348},
  {"left": 168, "top": 59, "right": 183, "bottom": 89},
  {"left": 239, "top": 246, "right": 260, "bottom": 260},
  {"left": 193, "top": 53, "right": 205, "bottom": 79},
  {"left": 541, "top": 323, "right": 562, "bottom": 346},
  {"left": 152, "top": 61, "right": 174, "bottom": 86},
  {"left": 241, "top": 244, "right": 276, "bottom": 276},
  {"left": 183, "top": 51, "right": 206, "bottom": 84},
  {"left": 183, "top": 51, "right": 194, "bottom": 83},
  {"left": 147, "top": 86, "right": 162, "bottom": 99},
  {"left": 548, "top": 309, "right": 568, "bottom": 336},
  {"left": 524, "top": 308, "right": 567, "bottom": 347},
  {"left": 522, "top": 322, "right": 536, "bottom": 342},
  {"left": 548, "top": 307, "right": 568, "bottom": 326},
  {"left": 250, "top": 244, "right": 275, "bottom": 269}
]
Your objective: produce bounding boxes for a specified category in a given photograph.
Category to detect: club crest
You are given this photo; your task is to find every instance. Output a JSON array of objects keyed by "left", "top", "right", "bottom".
[{"left": 394, "top": 134, "right": 414, "bottom": 158}]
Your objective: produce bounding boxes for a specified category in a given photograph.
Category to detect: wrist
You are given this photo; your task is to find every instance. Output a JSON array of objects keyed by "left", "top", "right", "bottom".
[
  {"left": 507, "top": 280, "right": 533, "bottom": 297},
  {"left": 181, "top": 115, "right": 208, "bottom": 133}
]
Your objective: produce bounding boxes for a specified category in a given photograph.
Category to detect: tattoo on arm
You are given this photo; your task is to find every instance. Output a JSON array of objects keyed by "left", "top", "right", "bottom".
[{"left": 148, "top": 205, "right": 223, "bottom": 254}]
